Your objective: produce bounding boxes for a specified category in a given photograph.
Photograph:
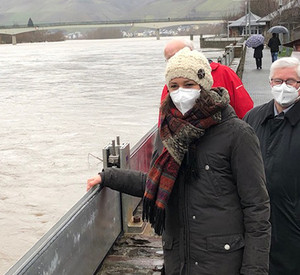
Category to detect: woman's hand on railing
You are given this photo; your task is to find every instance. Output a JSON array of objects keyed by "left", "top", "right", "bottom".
[{"left": 87, "top": 174, "right": 102, "bottom": 191}]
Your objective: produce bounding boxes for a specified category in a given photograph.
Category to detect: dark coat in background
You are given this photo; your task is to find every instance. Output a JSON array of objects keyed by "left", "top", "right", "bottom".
[
  {"left": 253, "top": 44, "right": 264, "bottom": 58},
  {"left": 102, "top": 106, "right": 271, "bottom": 275},
  {"left": 244, "top": 100, "right": 300, "bottom": 275},
  {"left": 267, "top": 36, "right": 281, "bottom": 53}
]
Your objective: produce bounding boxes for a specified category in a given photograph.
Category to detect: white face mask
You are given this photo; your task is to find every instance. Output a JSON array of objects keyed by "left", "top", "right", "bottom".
[
  {"left": 271, "top": 82, "right": 300, "bottom": 107},
  {"left": 169, "top": 87, "right": 201, "bottom": 115},
  {"left": 291, "top": 51, "right": 300, "bottom": 61}
]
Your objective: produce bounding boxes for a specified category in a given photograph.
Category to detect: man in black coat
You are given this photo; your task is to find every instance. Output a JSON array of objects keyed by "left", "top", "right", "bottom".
[
  {"left": 244, "top": 57, "right": 300, "bottom": 275},
  {"left": 267, "top": 33, "right": 281, "bottom": 63}
]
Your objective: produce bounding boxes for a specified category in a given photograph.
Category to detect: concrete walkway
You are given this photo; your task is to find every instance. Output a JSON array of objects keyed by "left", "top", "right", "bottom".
[{"left": 242, "top": 47, "right": 274, "bottom": 107}]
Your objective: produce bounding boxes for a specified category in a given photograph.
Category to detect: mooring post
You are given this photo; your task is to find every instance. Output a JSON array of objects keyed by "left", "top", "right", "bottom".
[
  {"left": 156, "top": 28, "right": 160, "bottom": 40},
  {"left": 12, "top": 35, "right": 17, "bottom": 45}
]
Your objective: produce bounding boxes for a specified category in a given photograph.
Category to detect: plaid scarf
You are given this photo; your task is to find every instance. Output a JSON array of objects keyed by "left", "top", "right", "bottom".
[{"left": 143, "top": 87, "right": 230, "bottom": 235}]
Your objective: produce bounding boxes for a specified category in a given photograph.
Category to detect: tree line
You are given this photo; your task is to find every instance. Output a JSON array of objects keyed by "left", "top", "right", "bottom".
[{"left": 224, "top": 0, "right": 298, "bottom": 22}]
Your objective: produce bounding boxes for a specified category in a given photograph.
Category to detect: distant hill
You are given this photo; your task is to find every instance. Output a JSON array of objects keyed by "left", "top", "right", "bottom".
[{"left": 0, "top": 0, "right": 242, "bottom": 26}]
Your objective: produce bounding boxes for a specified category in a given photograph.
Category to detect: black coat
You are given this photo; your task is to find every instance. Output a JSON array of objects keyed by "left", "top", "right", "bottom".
[
  {"left": 267, "top": 37, "right": 281, "bottom": 53},
  {"left": 102, "top": 106, "right": 271, "bottom": 275},
  {"left": 244, "top": 100, "right": 300, "bottom": 275},
  {"left": 253, "top": 44, "right": 264, "bottom": 58}
]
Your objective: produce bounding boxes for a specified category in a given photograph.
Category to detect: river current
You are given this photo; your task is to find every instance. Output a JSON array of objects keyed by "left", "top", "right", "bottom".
[{"left": 0, "top": 36, "right": 223, "bottom": 273}]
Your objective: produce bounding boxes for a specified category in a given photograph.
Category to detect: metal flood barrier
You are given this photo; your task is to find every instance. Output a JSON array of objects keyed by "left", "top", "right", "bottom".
[{"left": 5, "top": 125, "right": 158, "bottom": 275}]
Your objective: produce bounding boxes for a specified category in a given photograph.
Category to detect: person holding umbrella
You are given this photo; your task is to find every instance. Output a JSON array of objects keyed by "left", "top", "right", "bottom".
[
  {"left": 246, "top": 34, "right": 265, "bottom": 70},
  {"left": 267, "top": 33, "right": 281, "bottom": 62},
  {"left": 253, "top": 43, "right": 264, "bottom": 70}
]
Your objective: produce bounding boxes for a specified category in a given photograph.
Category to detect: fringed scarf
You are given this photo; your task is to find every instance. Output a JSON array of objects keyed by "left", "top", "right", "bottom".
[{"left": 143, "top": 87, "right": 230, "bottom": 235}]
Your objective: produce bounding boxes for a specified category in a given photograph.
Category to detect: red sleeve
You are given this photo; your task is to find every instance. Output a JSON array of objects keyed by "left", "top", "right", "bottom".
[
  {"left": 161, "top": 85, "right": 169, "bottom": 104},
  {"left": 158, "top": 85, "right": 169, "bottom": 127},
  {"left": 211, "top": 63, "right": 253, "bottom": 119}
]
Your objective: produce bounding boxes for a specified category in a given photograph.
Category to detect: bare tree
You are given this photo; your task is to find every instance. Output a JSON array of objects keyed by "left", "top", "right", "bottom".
[
  {"left": 222, "top": 1, "right": 245, "bottom": 22},
  {"left": 250, "top": 0, "right": 278, "bottom": 17},
  {"left": 276, "top": 0, "right": 300, "bottom": 28}
]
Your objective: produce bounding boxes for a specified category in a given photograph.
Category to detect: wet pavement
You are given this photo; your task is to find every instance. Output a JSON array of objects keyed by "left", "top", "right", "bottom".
[
  {"left": 242, "top": 47, "right": 274, "bottom": 106},
  {"left": 96, "top": 226, "right": 163, "bottom": 275}
]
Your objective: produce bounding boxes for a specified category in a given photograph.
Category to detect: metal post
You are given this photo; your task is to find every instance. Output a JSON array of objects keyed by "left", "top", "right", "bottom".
[
  {"left": 102, "top": 137, "right": 146, "bottom": 234},
  {"left": 230, "top": 47, "right": 234, "bottom": 63},
  {"left": 245, "top": 1, "right": 248, "bottom": 37},
  {"left": 12, "top": 35, "right": 17, "bottom": 45},
  {"left": 278, "top": 0, "right": 283, "bottom": 53},
  {"left": 287, "top": 23, "right": 291, "bottom": 56},
  {"left": 199, "top": 34, "right": 203, "bottom": 48},
  {"left": 248, "top": 0, "right": 251, "bottom": 37},
  {"left": 227, "top": 21, "right": 230, "bottom": 38},
  {"left": 156, "top": 28, "right": 160, "bottom": 40}
]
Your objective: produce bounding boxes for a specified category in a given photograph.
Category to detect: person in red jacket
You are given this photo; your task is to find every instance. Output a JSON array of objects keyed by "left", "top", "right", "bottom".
[{"left": 159, "top": 39, "right": 253, "bottom": 123}]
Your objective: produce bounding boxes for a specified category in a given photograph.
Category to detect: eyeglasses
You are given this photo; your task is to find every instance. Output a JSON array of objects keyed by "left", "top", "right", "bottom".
[{"left": 271, "top": 78, "right": 300, "bottom": 86}]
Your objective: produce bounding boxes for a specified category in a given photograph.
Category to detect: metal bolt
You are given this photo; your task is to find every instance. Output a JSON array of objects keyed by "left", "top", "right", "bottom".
[{"left": 133, "top": 216, "right": 141, "bottom": 223}]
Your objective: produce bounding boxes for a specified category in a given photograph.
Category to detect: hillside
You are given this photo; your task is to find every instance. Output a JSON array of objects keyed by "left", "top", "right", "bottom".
[{"left": 0, "top": 0, "right": 242, "bottom": 26}]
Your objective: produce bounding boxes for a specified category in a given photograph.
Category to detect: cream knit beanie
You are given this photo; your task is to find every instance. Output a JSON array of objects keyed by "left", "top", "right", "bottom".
[{"left": 165, "top": 47, "right": 213, "bottom": 91}]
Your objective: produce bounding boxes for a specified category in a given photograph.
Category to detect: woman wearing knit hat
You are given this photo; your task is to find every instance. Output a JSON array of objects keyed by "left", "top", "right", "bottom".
[{"left": 87, "top": 48, "right": 271, "bottom": 275}]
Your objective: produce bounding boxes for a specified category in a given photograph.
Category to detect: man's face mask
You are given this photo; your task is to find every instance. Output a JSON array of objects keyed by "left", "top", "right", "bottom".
[{"left": 271, "top": 82, "right": 300, "bottom": 107}]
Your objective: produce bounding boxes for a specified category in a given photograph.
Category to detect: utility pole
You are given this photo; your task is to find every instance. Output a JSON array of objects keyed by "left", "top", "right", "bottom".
[
  {"left": 279, "top": 0, "right": 284, "bottom": 54},
  {"left": 244, "top": 1, "right": 248, "bottom": 36},
  {"left": 279, "top": 0, "right": 282, "bottom": 25},
  {"left": 248, "top": 0, "right": 251, "bottom": 37}
]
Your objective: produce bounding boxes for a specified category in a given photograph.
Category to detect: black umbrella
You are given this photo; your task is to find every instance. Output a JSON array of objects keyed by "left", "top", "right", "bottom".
[{"left": 268, "top": 26, "right": 289, "bottom": 34}]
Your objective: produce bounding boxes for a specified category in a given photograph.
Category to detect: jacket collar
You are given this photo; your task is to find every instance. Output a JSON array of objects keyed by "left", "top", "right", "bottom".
[
  {"left": 209, "top": 61, "right": 220, "bottom": 72},
  {"left": 261, "top": 99, "right": 300, "bottom": 126},
  {"left": 259, "top": 100, "right": 275, "bottom": 125},
  {"left": 286, "top": 100, "right": 300, "bottom": 126},
  {"left": 221, "top": 104, "right": 237, "bottom": 122}
]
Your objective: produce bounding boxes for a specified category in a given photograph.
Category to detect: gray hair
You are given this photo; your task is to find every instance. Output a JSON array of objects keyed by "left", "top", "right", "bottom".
[{"left": 269, "top": 57, "right": 300, "bottom": 80}]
